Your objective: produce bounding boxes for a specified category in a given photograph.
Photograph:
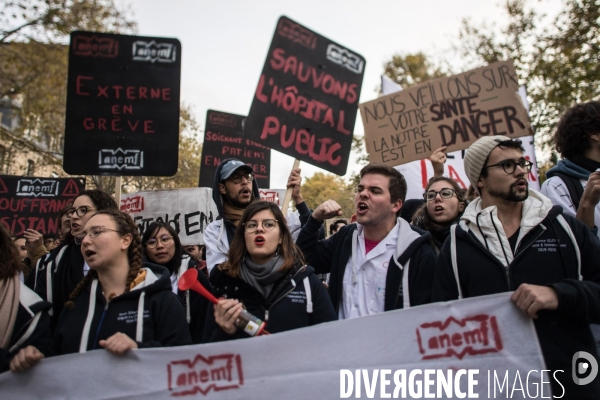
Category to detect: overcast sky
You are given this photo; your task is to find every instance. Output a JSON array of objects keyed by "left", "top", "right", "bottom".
[{"left": 129, "top": 0, "right": 563, "bottom": 189}]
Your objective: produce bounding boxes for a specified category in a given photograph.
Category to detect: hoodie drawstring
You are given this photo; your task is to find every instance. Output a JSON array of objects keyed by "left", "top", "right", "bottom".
[
  {"left": 489, "top": 211, "right": 511, "bottom": 268},
  {"left": 475, "top": 212, "right": 491, "bottom": 252},
  {"left": 303, "top": 277, "right": 313, "bottom": 313},
  {"left": 79, "top": 279, "right": 98, "bottom": 353},
  {"left": 136, "top": 291, "right": 145, "bottom": 342}
]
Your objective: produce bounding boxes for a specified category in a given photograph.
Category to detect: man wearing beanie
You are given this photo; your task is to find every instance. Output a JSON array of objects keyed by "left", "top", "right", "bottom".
[
  {"left": 204, "top": 158, "right": 311, "bottom": 273},
  {"left": 432, "top": 136, "right": 600, "bottom": 398}
]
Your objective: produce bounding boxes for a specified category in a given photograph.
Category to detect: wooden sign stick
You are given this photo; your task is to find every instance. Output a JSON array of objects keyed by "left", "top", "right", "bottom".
[
  {"left": 114, "top": 176, "right": 122, "bottom": 203},
  {"left": 280, "top": 159, "right": 301, "bottom": 215}
]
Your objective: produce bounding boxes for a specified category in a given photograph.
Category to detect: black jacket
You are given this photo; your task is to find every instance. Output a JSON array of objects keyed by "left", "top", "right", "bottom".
[
  {"left": 33, "top": 242, "right": 83, "bottom": 332},
  {"left": 204, "top": 264, "right": 336, "bottom": 342},
  {"left": 0, "top": 282, "right": 52, "bottom": 373},
  {"left": 296, "top": 216, "right": 437, "bottom": 313},
  {"left": 433, "top": 203, "right": 600, "bottom": 399},
  {"left": 53, "top": 263, "right": 191, "bottom": 355}
]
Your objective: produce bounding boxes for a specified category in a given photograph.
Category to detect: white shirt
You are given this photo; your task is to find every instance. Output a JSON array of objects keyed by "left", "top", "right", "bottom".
[
  {"left": 541, "top": 176, "right": 600, "bottom": 239},
  {"left": 339, "top": 221, "right": 399, "bottom": 319}
]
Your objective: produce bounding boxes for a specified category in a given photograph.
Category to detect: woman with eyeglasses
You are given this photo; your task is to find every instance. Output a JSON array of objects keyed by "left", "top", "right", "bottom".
[
  {"left": 34, "top": 190, "right": 118, "bottom": 331},
  {"left": 141, "top": 222, "right": 211, "bottom": 343},
  {"left": 51, "top": 210, "right": 191, "bottom": 356},
  {"left": 204, "top": 201, "right": 336, "bottom": 342},
  {"left": 411, "top": 177, "right": 467, "bottom": 255}
]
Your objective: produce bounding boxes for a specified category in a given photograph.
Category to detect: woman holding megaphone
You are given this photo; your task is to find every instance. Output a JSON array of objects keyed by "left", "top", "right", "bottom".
[{"left": 203, "top": 201, "right": 336, "bottom": 342}]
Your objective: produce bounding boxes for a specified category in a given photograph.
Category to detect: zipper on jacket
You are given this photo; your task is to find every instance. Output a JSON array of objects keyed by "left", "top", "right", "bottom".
[
  {"left": 92, "top": 301, "right": 109, "bottom": 350},
  {"left": 264, "top": 310, "right": 269, "bottom": 322}
]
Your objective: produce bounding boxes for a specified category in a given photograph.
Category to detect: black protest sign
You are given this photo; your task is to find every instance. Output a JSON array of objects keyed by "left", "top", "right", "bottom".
[
  {"left": 0, "top": 176, "right": 85, "bottom": 236},
  {"left": 198, "top": 110, "right": 271, "bottom": 188},
  {"left": 244, "top": 16, "right": 365, "bottom": 176},
  {"left": 63, "top": 31, "right": 181, "bottom": 176}
]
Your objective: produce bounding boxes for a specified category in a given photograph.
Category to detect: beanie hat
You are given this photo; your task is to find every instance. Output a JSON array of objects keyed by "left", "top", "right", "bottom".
[{"left": 464, "top": 135, "right": 512, "bottom": 192}]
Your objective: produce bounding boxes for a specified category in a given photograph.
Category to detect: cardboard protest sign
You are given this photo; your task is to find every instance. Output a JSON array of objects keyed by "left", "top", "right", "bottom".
[
  {"left": 0, "top": 176, "right": 85, "bottom": 236},
  {"left": 63, "top": 31, "right": 181, "bottom": 176},
  {"left": 0, "top": 293, "right": 552, "bottom": 399},
  {"left": 245, "top": 16, "right": 365, "bottom": 176},
  {"left": 401, "top": 135, "right": 540, "bottom": 200},
  {"left": 360, "top": 60, "right": 533, "bottom": 166},
  {"left": 121, "top": 187, "right": 217, "bottom": 246},
  {"left": 199, "top": 110, "right": 271, "bottom": 188}
]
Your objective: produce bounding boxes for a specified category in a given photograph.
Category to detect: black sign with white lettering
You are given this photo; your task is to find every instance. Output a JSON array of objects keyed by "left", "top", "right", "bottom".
[
  {"left": 198, "top": 110, "right": 271, "bottom": 188},
  {"left": 63, "top": 31, "right": 181, "bottom": 176},
  {"left": 0, "top": 175, "right": 85, "bottom": 236},
  {"left": 244, "top": 16, "right": 365, "bottom": 175}
]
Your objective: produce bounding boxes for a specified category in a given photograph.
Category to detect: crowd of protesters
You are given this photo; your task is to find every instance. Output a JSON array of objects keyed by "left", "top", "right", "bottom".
[{"left": 2, "top": 100, "right": 600, "bottom": 397}]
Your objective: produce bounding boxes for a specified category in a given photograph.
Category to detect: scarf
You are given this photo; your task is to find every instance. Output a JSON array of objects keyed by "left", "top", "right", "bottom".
[
  {"left": 239, "top": 255, "right": 286, "bottom": 299},
  {"left": 0, "top": 274, "right": 20, "bottom": 349},
  {"left": 223, "top": 202, "right": 245, "bottom": 227},
  {"left": 570, "top": 154, "right": 600, "bottom": 174},
  {"left": 413, "top": 211, "right": 453, "bottom": 255}
]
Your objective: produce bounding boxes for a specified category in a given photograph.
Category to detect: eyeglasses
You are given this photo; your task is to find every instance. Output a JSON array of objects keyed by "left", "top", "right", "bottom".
[
  {"left": 228, "top": 172, "right": 253, "bottom": 184},
  {"left": 482, "top": 158, "right": 533, "bottom": 174},
  {"left": 75, "top": 226, "right": 120, "bottom": 244},
  {"left": 145, "top": 235, "right": 173, "bottom": 248},
  {"left": 243, "top": 219, "right": 278, "bottom": 233},
  {"left": 423, "top": 188, "right": 457, "bottom": 202},
  {"left": 66, "top": 205, "right": 96, "bottom": 218}
]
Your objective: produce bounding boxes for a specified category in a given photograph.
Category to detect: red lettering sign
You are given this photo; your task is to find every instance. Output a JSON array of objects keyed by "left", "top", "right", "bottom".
[
  {"left": 416, "top": 314, "right": 503, "bottom": 360},
  {"left": 167, "top": 353, "right": 243, "bottom": 396},
  {"left": 120, "top": 196, "right": 145, "bottom": 213}
]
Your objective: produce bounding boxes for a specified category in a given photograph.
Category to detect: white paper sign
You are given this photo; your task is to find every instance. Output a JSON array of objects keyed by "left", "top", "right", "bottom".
[
  {"left": 120, "top": 188, "right": 218, "bottom": 246},
  {"left": 0, "top": 293, "right": 552, "bottom": 399}
]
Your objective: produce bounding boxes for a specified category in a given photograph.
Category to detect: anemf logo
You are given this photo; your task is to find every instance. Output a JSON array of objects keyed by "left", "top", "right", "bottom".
[
  {"left": 276, "top": 18, "right": 317, "bottom": 49},
  {"left": 326, "top": 44, "right": 364, "bottom": 74},
  {"left": 132, "top": 41, "right": 177, "bottom": 63},
  {"left": 167, "top": 353, "right": 243, "bottom": 396},
  {"left": 416, "top": 314, "right": 503, "bottom": 360},
  {"left": 16, "top": 179, "right": 60, "bottom": 197},
  {"left": 72, "top": 35, "right": 118, "bottom": 58},
  {"left": 573, "top": 351, "right": 599, "bottom": 385},
  {"left": 99, "top": 148, "right": 144, "bottom": 170},
  {"left": 208, "top": 113, "right": 237, "bottom": 127},
  {"left": 120, "top": 196, "right": 145, "bottom": 213}
]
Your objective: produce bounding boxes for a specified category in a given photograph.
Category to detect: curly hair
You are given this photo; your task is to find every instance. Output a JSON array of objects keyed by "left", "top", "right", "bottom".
[
  {"left": 0, "top": 224, "right": 24, "bottom": 279},
  {"left": 64, "top": 210, "right": 143, "bottom": 310},
  {"left": 73, "top": 189, "right": 118, "bottom": 211},
  {"left": 554, "top": 101, "right": 600, "bottom": 159},
  {"left": 412, "top": 177, "right": 466, "bottom": 228},
  {"left": 219, "top": 201, "right": 305, "bottom": 278}
]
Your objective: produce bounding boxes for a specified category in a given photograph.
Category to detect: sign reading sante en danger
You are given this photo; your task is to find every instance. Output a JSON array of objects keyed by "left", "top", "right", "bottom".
[
  {"left": 359, "top": 60, "right": 532, "bottom": 167},
  {"left": 63, "top": 31, "right": 181, "bottom": 176},
  {"left": 244, "top": 16, "right": 365, "bottom": 176}
]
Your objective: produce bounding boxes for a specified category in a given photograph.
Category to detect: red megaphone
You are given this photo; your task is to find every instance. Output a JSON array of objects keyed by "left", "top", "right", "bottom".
[
  {"left": 178, "top": 267, "right": 269, "bottom": 336},
  {"left": 178, "top": 268, "right": 218, "bottom": 304}
]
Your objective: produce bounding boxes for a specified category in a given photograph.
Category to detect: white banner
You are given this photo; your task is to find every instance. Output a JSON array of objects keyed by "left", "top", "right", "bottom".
[
  {"left": 259, "top": 189, "right": 286, "bottom": 206},
  {"left": 0, "top": 293, "right": 553, "bottom": 399},
  {"left": 397, "top": 136, "right": 540, "bottom": 200},
  {"left": 120, "top": 188, "right": 218, "bottom": 246}
]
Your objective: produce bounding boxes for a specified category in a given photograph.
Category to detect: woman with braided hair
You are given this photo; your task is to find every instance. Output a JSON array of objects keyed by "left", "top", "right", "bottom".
[
  {"left": 34, "top": 190, "right": 119, "bottom": 331},
  {"left": 53, "top": 209, "right": 191, "bottom": 355}
]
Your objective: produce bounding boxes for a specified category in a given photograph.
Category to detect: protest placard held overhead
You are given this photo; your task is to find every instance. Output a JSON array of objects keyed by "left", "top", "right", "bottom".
[{"left": 245, "top": 16, "right": 365, "bottom": 175}]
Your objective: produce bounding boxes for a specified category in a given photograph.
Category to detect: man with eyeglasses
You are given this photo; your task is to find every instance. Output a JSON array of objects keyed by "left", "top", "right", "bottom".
[
  {"left": 205, "top": 158, "right": 311, "bottom": 273},
  {"left": 432, "top": 136, "right": 600, "bottom": 398}
]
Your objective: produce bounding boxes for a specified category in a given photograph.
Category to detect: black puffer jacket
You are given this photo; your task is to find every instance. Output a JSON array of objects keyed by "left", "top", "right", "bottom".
[{"left": 203, "top": 264, "right": 336, "bottom": 342}]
